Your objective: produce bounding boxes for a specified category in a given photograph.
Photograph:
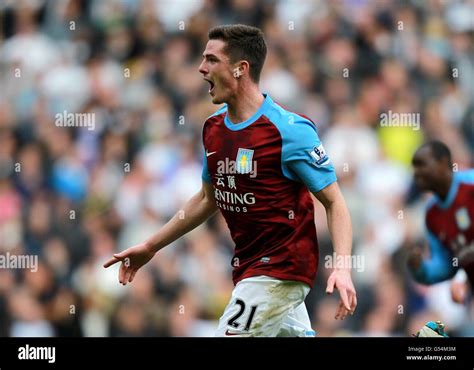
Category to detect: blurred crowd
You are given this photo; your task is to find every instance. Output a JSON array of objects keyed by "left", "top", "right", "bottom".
[{"left": 0, "top": 0, "right": 473, "bottom": 337}]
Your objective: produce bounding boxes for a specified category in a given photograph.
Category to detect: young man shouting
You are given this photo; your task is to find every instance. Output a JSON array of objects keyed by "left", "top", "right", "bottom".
[{"left": 104, "top": 24, "right": 357, "bottom": 337}]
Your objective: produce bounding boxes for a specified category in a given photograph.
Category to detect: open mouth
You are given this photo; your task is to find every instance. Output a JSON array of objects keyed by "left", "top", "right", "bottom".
[{"left": 204, "top": 78, "right": 215, "bottom": 94}]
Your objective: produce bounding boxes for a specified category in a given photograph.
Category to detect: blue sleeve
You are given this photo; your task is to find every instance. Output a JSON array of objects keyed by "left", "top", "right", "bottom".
[
  {"left": 457, "top": 169, "right": 474, "bottom": 184},
  {"left": 202, "top": 151, "right": 211, "bottom": 183},
  {"left": 412, "top": 231, "right": 458, "bottom": 284},
  {"left": 279, "top": 118, "right": 337, "bottom": 193}
]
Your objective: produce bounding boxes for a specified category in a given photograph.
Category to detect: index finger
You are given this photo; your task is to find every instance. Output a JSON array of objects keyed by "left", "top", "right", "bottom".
[{"left": 103, "top": 256, "right": 120, "bottom": 268}]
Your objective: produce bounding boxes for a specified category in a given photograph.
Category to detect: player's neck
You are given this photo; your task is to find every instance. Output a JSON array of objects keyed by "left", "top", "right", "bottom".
[
  {"left": 226, "top": 86, "right": 265, "bottom": 124},
  {"left": 435, "top": 171, "right": 453, "bottom": 200}
]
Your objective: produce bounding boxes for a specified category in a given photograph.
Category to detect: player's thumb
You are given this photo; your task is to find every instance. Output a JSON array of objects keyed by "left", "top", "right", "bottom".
[
  {"left": 326, "top": 277, "right": 335, "bottom": 294},
  {"left": 113, "top": 251, "right": 128, "bottom": 260}
]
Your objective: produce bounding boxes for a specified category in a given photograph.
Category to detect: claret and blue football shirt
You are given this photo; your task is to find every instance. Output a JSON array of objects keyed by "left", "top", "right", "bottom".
[
  {"left": 201, "top": 94, "right": 337, "bottom": 287},
  {"left": 413, "top": 170, "right": 474, "bottom": 290}
]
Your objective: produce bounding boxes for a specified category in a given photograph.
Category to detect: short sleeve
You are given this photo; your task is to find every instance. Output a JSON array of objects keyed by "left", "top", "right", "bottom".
[{"left": 280, "top": 118, "right": 337, "bottom": 193}]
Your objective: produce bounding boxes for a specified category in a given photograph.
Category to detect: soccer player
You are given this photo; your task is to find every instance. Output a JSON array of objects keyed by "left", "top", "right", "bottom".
[
  {"left": 408, "top": 141, "right": 474, "bottom": 303},
  {"left": 104, "top": 24, "right": 357, "bottom": 337}
]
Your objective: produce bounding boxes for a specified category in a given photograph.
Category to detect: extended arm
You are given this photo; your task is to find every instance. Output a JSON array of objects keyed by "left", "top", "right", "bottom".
[
  {"left": 104, "top": 181, "right": 218, "bottom": 284},
  {"left": 144, "top": 181, "right": 218, "bottom": 253}
]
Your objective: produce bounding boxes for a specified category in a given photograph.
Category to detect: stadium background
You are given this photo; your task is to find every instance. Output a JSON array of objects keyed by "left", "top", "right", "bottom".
[{"left": 0, "top": 0, "right": 473, "bottom": 337}]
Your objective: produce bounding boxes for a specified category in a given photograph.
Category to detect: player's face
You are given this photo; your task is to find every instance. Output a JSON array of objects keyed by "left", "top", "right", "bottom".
[
  {"left": 198, "top": 39, "right": 239, "bottom": 104},
  {"left": 412, "top": 147, "right": 443, "bottom": 191}
]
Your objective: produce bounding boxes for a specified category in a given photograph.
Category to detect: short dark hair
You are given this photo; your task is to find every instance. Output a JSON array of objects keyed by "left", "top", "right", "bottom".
[
  {"left": 208, "top": 24, "right": 267, "bottom": 83},
  {"left": 421, "top": 140, "right": 453, "bottom": 167}
]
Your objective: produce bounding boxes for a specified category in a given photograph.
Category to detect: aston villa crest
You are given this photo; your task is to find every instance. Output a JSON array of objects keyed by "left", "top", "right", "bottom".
[{"left": 236, "top": 148, "right": 254, "bottom": 174}]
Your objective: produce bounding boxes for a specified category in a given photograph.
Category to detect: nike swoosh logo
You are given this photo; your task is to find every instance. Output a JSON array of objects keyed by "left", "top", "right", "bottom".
[
  {"left": 225, "top": 329, "right": 240, "bottom": 336},
  {"left": 206, "top": 151, "right": 217, "bottom": 157}
]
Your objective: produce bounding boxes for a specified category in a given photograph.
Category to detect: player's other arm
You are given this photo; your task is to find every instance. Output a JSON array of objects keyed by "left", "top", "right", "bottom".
[
  {"left": 103, "top": 181, "right": 218, "bottom": 285},
  {"left": 313, "top": 183, "right": 357, "bottom": 320},
  {"left": 278, "top": 115, "right": 356, "bottom": 319},
  {"left": 407, "top": 230, "right": 457, "bottom": 285}
]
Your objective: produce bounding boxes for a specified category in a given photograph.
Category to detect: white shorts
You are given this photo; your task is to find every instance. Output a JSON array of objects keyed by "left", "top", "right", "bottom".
[{"left": 215, "top": 275, "right": 316, "bottom": 337}]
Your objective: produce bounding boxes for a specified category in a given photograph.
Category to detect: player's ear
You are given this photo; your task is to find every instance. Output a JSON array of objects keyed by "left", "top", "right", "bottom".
[
  {"left": 233, "top": 61, "right": 249, "bottom": 79},
  {"left": 233, "top": 67, "right": 242, "bottom": 78}
]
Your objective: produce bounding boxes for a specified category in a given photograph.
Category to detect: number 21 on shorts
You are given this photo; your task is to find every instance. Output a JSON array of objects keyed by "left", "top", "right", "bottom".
[{"left": 227, "top": 299, "right": 258, "bottom": 332}]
